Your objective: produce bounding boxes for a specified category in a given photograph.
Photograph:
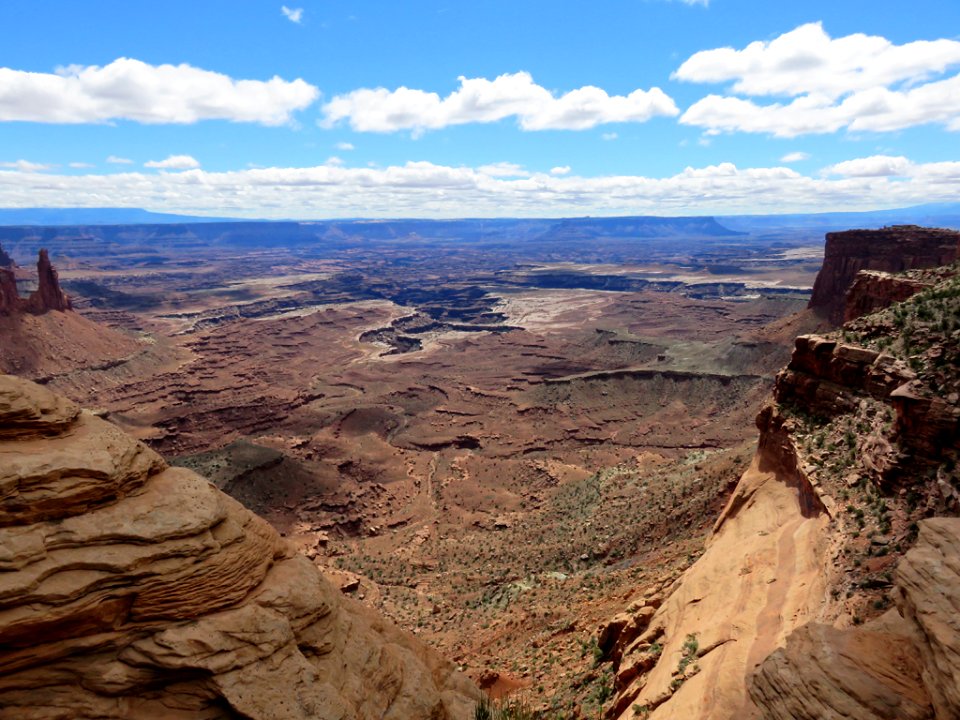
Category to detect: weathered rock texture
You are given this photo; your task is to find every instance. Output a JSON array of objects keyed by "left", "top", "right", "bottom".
[
  {"left": 843, "top": 270, "right": 933, "bottom": 323},
  {"left": 0, "top": 243, "right": 12, "bottom": 268},
  {"left": 748, "top": 616, "right": 932, "bottom": 720},
  {"left": 749, "top": 519, "right": 960, "bottom": 720},
  {"left": 809, "top": 226, "right": 960, "bottom": 324},
  {"left": 896, "top": 518, "right": 960, "bottom": 719},
  {"left": 0, "top": 374, "right": 477, "bottom": 719}
]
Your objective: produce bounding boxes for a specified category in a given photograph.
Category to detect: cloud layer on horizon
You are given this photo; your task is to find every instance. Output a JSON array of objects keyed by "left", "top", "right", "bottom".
[{"left": 1, "top": 156, "right": 957, "bottom": 219}]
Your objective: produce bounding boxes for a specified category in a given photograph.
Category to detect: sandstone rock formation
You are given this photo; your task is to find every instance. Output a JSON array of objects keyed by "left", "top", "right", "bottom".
[
  {"left": 25, "top": 248, "right": 71, "bottom": 313},
  {"left": 843, "top": 270, "right": 932, "bottom": 323},
  {"left": 0, "top": 248, "right": 72, "bottom": 316},
  {"left": 0, "top": 374, "right": 477, "bottom": 719},
  {"left": 749, "top": 518, "right": 960, "bottom": 720},
  {"left": 601, "top": 230, "right": 960, "bottom": 720},
  {"left": 0, "top": 268, "right": 18, "bottom": 315},
  {"left": 809, "top": 226, "right": 960, "bottom": 324}
]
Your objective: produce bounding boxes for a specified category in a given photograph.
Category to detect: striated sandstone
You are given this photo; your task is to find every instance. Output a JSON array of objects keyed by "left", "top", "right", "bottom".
[
  {"left": 0, "top": 374, "right": 477, "bottom": 719},
  {"left": 749, "top": 619, "right": 932, "bottom": 720},
  {"left": 896, "top": 518, "right": 960, "bottom": 719},
  {"left": 809, "top": 226, "right": 960, "bottom": 324}
]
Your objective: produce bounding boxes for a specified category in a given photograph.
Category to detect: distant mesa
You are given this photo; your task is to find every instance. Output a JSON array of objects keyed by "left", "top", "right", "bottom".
[
  {"left": 808, "top": 225, "right": 960, "bottom": 324},
  {"left": 0, "top": 245, "right": 72, "bottom": 315}
]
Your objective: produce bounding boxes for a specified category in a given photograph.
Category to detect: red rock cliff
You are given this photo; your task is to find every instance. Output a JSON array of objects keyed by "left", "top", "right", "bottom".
[{"left": 809, "top": 226, "right": 960, "bottom": 324}]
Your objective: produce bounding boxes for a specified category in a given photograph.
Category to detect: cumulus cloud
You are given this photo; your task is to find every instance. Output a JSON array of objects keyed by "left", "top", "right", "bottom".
[
  {"left": 321, "top": 72, "right": 679, "bottom": 133},
  {"left": 823, "top": 155, "right": 912, "bottom": 177},
  {"left": 780, "top": 152, "right": 810, "bottom": 163},
  {"left": 550, "top": 166, "right": 572, "bottom": 176},
  {"left": 107, "top": 155, "right": 133, "bottom": 164},
  {"left": 144, "top": 155, "right": 200, "bottom": 170},
  {"left": 0, "top": 58, "right": 319, "bottom": 125},
  {"left": 68, "top": 161, "right": 95, "bottom": 169},
  {"left": 676, "top": 23, "right": 960, "bottom": 137},
  {"left": 1, "top": 156, "right": 958, "bottom": 219},
  {"left": 281, "top": 6, "right": 303, "bottom": 23},
  {"left": 0, "top": 159, "right": 51, "bottom": 172},
  {"left": 335, "top": 142, "right": 355, "bottom": 151}
]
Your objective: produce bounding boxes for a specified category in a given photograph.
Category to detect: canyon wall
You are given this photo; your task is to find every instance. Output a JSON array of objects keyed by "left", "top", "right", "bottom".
[
  {"left": 0, "top": 374, "right": 478, "bottom": 719},
  {"left": 808, "top": 226, "right": 959, "bottom": 324},
  {"left": 601, "top": 229, "right": 960, "bottom": 720}
]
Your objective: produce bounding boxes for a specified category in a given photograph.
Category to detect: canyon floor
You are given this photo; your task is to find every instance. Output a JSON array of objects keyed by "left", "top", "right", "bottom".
[{"left": 3, "top": 229, "right": 823, "bottom": 715}]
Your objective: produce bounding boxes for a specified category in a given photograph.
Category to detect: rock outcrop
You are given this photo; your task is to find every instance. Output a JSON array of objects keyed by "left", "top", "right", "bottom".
[
  {"left": 0, "top": 243, "right": 12, "bottom": 268},
  {"left": 843, "top": 270, "right": 933, "bottom": 323},
  {"left": 25, "top": 248, "right": 71, "bottom": 313},
  {"left": 0, "top": 268, "right": 18, "bottom": 315},
  {"left": 0, "top": 248, "right": 72, "bottom": 316},
  {"left": 809, "top": 226, "right": 960, "bottom": 324},
  {"left": 749, "top": 518, "right": 960, "bottom": 720},
  {"left": 0, "top": 374, "right": 477, "bottom": 719},
  {"left": 601, "top": 230, "right": 960, "bottom": 720}
]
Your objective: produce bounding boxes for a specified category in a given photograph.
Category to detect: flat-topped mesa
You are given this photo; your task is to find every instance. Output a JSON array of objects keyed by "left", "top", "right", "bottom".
[
  {"left": 809, "top": 226, "right": 960, "bottom": 325},
  {"left": 25, "top": 248, "right": 71, "bottom": 314}
]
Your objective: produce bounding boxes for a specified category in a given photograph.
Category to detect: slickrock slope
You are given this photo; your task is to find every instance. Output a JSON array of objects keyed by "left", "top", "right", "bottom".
[
  {"left": 809, "top": 226, "right": 959, "bottom": 324},
  {"left": 601, "top": 246, "right": 960, "bottom": 719},
  {"left": 0, "top": 374, "right": 477, "bottom": 719}
]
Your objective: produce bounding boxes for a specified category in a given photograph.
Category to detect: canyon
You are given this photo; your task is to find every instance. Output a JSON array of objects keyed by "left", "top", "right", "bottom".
[{"left": 0, "top": 220, "right": 958, "bottom": 718}]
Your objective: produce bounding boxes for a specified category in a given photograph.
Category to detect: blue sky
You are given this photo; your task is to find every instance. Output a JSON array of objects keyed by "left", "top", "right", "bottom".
[{"left": 0, "top": 0, "right": 958, "bottom": 217}]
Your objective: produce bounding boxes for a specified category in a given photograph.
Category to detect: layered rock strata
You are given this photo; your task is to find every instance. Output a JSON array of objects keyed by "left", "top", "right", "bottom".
[
  {"left": 0, "top": 374, "right": 476, "bottom": 719},
  {"left": 809, "top": 226, "right": 960, "bottom": 324}
]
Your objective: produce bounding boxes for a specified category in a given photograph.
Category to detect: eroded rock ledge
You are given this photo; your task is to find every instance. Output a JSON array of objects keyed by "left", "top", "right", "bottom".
[{"left": 0, "top": 374, "right": 477, "bottom": 719}]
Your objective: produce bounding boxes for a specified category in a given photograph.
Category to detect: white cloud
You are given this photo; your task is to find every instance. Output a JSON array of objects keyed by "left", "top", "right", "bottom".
[
  {"left": 676, "top": 24, "right": 960, "bottom": 137},
  {"left": 2, "top": 156, "right": 959, "bottom": 218},
  {"left": 335, "top": 142, "right": 355, "bottom": 151},
  {"left": 69, "top": 161, "right": 95, "bottom": 168},
  {"left": 550, "top": 166, "right": 571, "bottom": 176},
  {"left": 780, "top": 152, "right": 810, "bottom": 163},
  {"left": 325, "top": 156, "right": 345, "bottom": 166},
  {"left": 0, "top": 159, "right": 51, "bottom": 172},
  {"left": 675, "top": 22, "right": 960, "bottom": 98},
  {"left": 601, "top": 132, "right": 618, "bottom": 141},
  {"left": 145, "top": 154, "right": 200, "bottom": 170},
  {"left": 0, "top": 58, "right": 319, "bottom": 125},
  {"left": 281, "top": 5, "right": 303, "bottom": 23},
  {"left": 106, "top": 155, "right": 133, "bottom": 164},
  {"left": 321, "top": 72, "right": 679, "bottom": 133},
  {"left": 477, "top": 162, "right": 529, "bottom": 177},
  {"left": 823, "top": 155, "right": 913, "bottom": 177}
]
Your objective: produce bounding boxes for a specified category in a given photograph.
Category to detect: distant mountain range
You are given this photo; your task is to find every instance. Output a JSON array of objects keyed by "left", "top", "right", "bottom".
[
  {"left": 0, "top": 208, "right": 238, "bottom": 225},
  {"left": 0, "top": 203, "right": 958, "bottom": 233}
]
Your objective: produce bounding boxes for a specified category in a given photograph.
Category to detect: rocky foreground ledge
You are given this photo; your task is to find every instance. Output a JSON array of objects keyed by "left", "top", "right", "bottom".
[{"left": 0, "top": 374, "right": 477, "bottom": 719}]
